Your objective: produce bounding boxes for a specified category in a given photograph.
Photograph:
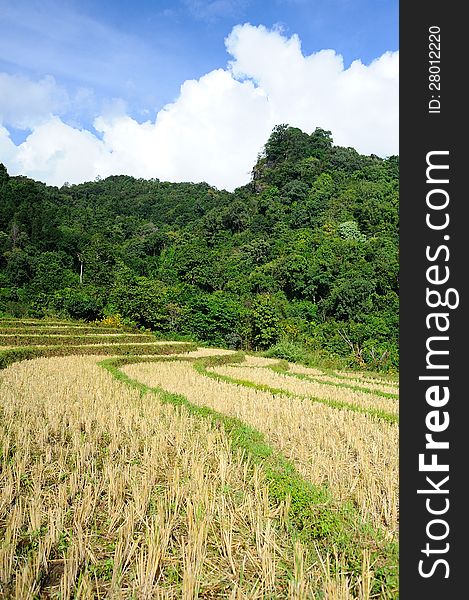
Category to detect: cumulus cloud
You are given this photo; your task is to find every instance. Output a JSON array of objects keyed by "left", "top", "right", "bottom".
[
  {"left": 226, "top": 24, "right": 398, "bottom": 155},
  {"left": 0, "top": 125, "right": 20, "bottom": 166},
  {"left": 0, "top": 23, "right": 398, "bottom": 190},
  {"left": 2, "top": 117, "right": 109, "bottom": 184},
  {"left": 0, "top": 73, "right": 69, "bottom": 129}
]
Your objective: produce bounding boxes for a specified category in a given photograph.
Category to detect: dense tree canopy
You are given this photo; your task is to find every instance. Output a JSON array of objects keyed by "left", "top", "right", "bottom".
[{"left": 0, "top": 126, "right": 399, "bottom": 369}]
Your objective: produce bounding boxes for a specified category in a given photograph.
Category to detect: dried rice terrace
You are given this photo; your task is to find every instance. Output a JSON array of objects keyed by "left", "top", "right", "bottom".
[{"left": 0, "top": 318, "right": 399, "bottom": 599}]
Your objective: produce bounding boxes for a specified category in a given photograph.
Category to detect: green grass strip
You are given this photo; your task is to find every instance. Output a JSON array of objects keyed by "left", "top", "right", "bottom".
[
  {"left": 195, "top": 360, "right": 398, "bottom": 424},
  {"left": 0, "top": 319, "right": 77, "bottom": 326},
  {"left": 0, "top": 343, "right": 197, "bottom": 370},
  {"left": 324, "top": 367, "right": 399, "bottom": 387},
  {"left": 267, "top": 363, "right": 399, "bottom": 400},
  {"left": 0, "top": 334, "right": 155, "bottom": 346},
  {"left": 0, "top": 327, "right": 128, "bottom": 335},
  {"left": 100, "top": 354, "right": 398, "bottom": 597}
]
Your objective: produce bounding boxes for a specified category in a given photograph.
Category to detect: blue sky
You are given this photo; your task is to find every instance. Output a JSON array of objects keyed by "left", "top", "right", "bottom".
[{"left": 0, "top": 0, "right": 399, "bottom": 189}]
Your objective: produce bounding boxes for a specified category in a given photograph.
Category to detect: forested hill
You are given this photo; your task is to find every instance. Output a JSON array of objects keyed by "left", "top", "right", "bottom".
[{"left": 0, "top": 125, "right": 399, "bottom": 370}]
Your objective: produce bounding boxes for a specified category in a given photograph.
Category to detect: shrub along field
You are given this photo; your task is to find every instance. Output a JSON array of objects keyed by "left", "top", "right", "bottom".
[{"left": 0, "top": 318, "right": 399, "bottom": 598}]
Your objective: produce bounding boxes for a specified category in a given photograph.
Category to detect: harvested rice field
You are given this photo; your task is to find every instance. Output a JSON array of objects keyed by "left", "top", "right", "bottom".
[
  {"left": 207, "top": 364, "right": 398, "bottom": 417},
  {"left": 0, "top": 318, "right": 399, "bottom": 598},
  {"left": 286, "top": 365, "right": 399, "bottom": 397}
]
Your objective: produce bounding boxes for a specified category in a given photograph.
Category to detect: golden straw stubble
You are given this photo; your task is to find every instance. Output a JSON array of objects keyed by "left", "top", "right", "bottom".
[
  {"left": 1, "top": 355, "right": 325, "bottom": 598},
  {"left": 124, "top": 360, "right": 399, "bottom": 538}
]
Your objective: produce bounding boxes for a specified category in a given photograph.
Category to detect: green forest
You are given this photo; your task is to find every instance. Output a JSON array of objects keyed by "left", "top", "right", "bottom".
[{"left": 0, "top": 125, "right": 399, "bottom": 370}]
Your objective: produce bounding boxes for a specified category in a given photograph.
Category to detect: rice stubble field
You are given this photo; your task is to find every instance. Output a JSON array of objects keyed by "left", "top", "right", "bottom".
[{"left": 0, "top": 318, "right": 399, "bottom": 598}]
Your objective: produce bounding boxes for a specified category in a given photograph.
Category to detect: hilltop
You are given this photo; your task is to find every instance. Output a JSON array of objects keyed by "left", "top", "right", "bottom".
[{"left": 0, "top": 125, "right": 399, "bottom": 370}]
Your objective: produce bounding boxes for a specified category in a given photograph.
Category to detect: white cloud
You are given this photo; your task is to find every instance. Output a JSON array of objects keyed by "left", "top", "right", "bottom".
[
  {"left": 0, "top": 23, "right": 398, "bottom": 190},
  {"left": 226, "top": 24, "right": 398, "bottom": 156},
  {"left": 9, "top": 117, "right": 109, "bottom": 184},
  {"left": 0, "top": 125, "right": 20, "bottom": 166},
  {"left": 0, "top": 73, "right": 69, "bottom": 129}
]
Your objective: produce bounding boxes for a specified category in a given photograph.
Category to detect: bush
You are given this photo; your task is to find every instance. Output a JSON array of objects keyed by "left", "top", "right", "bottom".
[
  {"left": 248, "top": 294, "right": 285, "bottom": 350},
  {"left": 264, "top": 338, "right": 347, "bottom": 370},
  {"left": 184, "top": 292, "right": 247, "bottom": 348},
  {"left": 50, "top": 287, "right": 105, "bottom": 321},
  {"left": 264, "top": 339, "right": 310, "bottom": 364}
]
